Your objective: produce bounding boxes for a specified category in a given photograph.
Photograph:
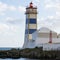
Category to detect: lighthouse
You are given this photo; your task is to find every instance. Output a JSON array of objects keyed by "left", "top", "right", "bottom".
[{"left": 23, "top": 2, "right": 37, "bottom": 48}]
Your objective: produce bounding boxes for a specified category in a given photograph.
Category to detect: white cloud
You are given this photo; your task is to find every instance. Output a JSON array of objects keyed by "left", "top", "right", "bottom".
[
  {"left": 0, "top": 2, "right": 7, "bottom": 12},
  {"left": 45, "top": 2, "right": 60, "bottom": 9},
  {"left": 5, "top": 17, "right": 23, "bottom": 25},
  {"left": 45, "top": 0, "right": 51, "bottom": 2},
  {"left": 33, "top": 0, "right": 40, "bottom": 6},
  {"left": 6, "top": 17, "right": 14, "bottom": 21},
  {"left": 18, "top": 6, "right": 25, "bottom": 13},
  {"left": 0, "top": 22, "right": 24, "bottom": 47},
  {"left": 34, "top": 0, "right": 40, "bottom": 3},
  {"left": 44, "top": 0, "right": 60, "bottom": 11},
  {"left": 44, "top": 0, "right": 60, "bottom": 19},
  {"left": 56, "top": 0, "right": 60, "bottom": 2},
  {"left": 0, "top": 12, "right": 5, "bottom": 16},
  {"left": 0, "top": 1, "right": 25, "bottom": 47},
  {"left": 0, "top": 1, "right": 17, "bottom": 15},
  {"left": 0, "top": 23, "right": 9, "bottom": 32},
  {"left": 47, "top": 16, "right": 54, "bottom": 19},
  {"left": 45, "top": 4, "right": 54, "bottom": 8},
  {"left": 0, "top": 3, "right": 6, "bottom": 15},
  {"left": 56, "top": 12, "right": 60, "bottom": 16},
  {"left": 0, "top": 23, "right": 18, "bottom": 33},
  {"left": 8, "top": 6, "right": 16, "bottom": 11}
]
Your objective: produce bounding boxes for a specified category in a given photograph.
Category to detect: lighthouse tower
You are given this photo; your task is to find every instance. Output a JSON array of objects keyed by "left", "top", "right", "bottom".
[{"left": 23, "top": 2, "right": 37, "bottom": 48}]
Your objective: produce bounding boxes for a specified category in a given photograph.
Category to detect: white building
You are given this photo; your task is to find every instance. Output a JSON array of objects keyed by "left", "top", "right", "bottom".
[
  {"left": 32, "top": 27, "right": 57, "bottom": 45},
  {"left": 32, "top": 27, "right": 60, "bottom": 51}
]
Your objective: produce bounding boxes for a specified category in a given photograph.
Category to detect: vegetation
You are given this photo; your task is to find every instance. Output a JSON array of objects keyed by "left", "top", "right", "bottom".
[
  {"left": 0, "top": 48, "right": 20, "bottom": 59},
  {"left": 20, "top": 47, "right": 60, "bottom": 59},
  {"left": 0, "top": 47, "right": 60, "bottom": 59}
]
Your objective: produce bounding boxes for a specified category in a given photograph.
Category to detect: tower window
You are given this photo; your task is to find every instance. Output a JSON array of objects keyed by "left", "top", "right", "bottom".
[
  {"left": 29, "top": 29, "right": 36, "bottom": 34},
  {"left": 29, "top": 19, "right": 36, "bottom": 24}
]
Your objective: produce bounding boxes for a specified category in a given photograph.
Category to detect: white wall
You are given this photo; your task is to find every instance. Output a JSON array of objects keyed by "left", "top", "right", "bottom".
[
  {"left": 35, "top": 37, "right": 58, "bottom": 45},
  {"left": 43, "top": 43, "right": 60, "bottom": 51},
  {"left": 32, "top": 31, "right": 37, "bottom": 40}
]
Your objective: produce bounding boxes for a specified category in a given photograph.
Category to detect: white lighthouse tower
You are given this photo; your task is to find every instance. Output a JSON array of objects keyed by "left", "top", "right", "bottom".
[{"left": 23, "top": 2, "right": 37, "bottom": 48}]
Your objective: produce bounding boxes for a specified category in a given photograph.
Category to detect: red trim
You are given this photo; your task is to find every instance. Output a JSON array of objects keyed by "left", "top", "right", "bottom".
[
  {"left": 30, "top": 2, "right": 33, "bottom": 8},
  {"left": 49, "top": 31, "right": 52, "bottom": 43}
]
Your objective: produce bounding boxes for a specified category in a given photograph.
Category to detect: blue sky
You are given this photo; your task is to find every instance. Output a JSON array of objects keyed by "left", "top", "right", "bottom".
[{"left": 0, "top": 0, "right": 60, "bottom": 48}]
